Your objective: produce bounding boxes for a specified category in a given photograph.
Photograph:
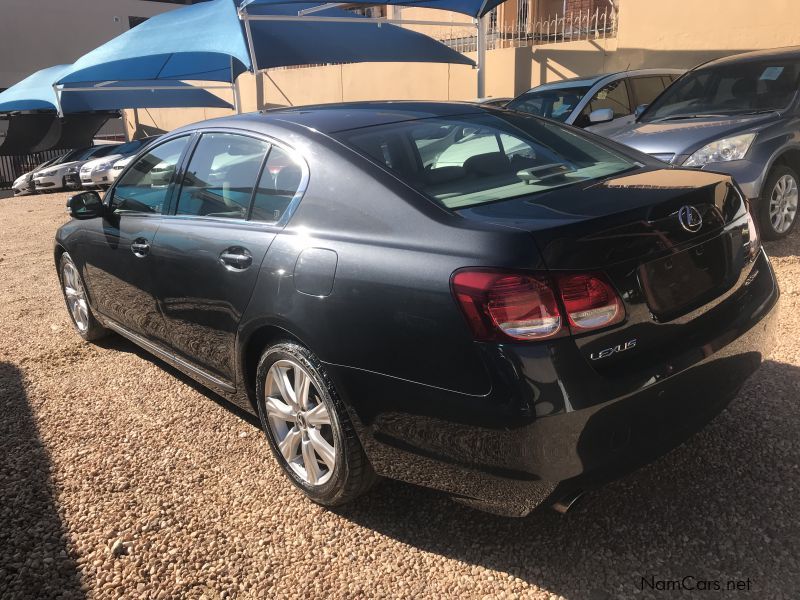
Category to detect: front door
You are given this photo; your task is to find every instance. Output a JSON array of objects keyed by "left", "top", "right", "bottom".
[
  {"left": 150, "top": 132, "right": 305, "bottom": 382},
  {"left": 81, "top": 135, "right": 191, "bottom": 341}
]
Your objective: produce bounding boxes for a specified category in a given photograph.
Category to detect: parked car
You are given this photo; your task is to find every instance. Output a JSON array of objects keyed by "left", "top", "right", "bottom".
[
  {"left": 610, "top": 48, "right": 800, "bottom": 239},
  {"left": 55, "top": 102, "right": 778, "bottom": 517},
  {"left": 474, "top": 97, "right": 513, "bottom": 107},
  {"left": 506, "top": 69, "right": 685, "bottom": 135},
  {"left": 12, "top": 154, "right": 63, "bottom": 196},
  {"left": 34, "top": 144, "right": 120, "bottom": 193},
  {"left": 80, "top": 136, "right": 159, "bottom": 189}
]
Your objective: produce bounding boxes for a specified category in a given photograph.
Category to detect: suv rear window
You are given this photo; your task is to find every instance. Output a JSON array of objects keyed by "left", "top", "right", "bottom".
[{"left": 335, "top": 113, "right": 637, "bottom": 209}]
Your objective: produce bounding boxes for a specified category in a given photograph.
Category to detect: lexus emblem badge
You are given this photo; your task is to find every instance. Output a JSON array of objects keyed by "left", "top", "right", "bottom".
[{"left": 678, "top": 205, "right": 703, "bottom": 233}]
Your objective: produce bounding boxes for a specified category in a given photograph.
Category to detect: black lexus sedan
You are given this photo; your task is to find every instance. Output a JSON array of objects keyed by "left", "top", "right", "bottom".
[{"left": 55, "top": 102, "right": 779, "bottom": 516}]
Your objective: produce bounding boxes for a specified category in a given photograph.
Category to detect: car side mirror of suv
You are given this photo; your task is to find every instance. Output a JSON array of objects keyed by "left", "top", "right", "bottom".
[
  {"left": 634, "top": 104, "right": 649, "bottom": 119},
  {"left": 588, "top": 108, "right": 615, "bottom": 124},
  {"left": 67, "top": 191, "right": 104, "bottom": 220}
]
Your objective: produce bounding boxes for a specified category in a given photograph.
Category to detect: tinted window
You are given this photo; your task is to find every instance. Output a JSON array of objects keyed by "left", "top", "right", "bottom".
[
  {"left": 644, "top": 59, "right": 800, "bottom": 121},
  {"left": 250, "top": 146, "right": 304, "bottom": 223},
  {"left": 575, "top": 79, "right": 631, "bottom": 126},
  {"left": 336, "top": 113, "right": 636, "bottom": 210},
  {"left": 507, "top": 85, "right": 592, "bottom": 122},
  {"left": 112, "top": 136, "right": 190, "bottom": 214},
  {"left": 630, "top": 76, "right": 668, "bottom": 106},
  {"left": 176, "top": 133, "right": 269, "bottom": 219}
]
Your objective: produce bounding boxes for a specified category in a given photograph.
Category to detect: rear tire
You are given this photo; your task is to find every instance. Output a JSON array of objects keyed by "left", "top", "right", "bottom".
[
  {"left": 758, "top": 165, "right": 799, "bottom": 240},
  {"left": 255, "top": 341, "right": 376, "bottom": 507},
  {"left": 58, "top": 252, "right": 108, "bottom": 342}
]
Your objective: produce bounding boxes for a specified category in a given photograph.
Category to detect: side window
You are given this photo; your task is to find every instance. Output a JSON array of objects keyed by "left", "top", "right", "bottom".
[
  {"left": 576, "top": 79, "right": 631, "bottom": 126},
  {"left": 250, "top": 146, "right": 305, "bottom": 223},
  {"left": 111, "top": 136, "right": 190, "bottom": 214},
  {"left": 630, "top": 76, "right": 669, "bottom": 107},
  {"left": 176, "top": 133, "right": 269, "bottom": 219}
]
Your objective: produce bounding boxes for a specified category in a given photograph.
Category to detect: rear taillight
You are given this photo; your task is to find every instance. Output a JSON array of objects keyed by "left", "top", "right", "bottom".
[
  {"left": 452, "top": 271, "right": 562, "bottom": 341},
  {"left": 555, "top": 273, "right": 624, "bottom": 332},
  {"left": 452, "top": 269, "right": 623, "bottom": 341}
]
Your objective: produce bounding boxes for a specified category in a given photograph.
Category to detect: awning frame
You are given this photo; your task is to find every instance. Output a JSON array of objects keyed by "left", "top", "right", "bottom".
[
  {"left": 51, "top": 70, "right": 241, "bottom": 118},
  {"left": 237, "top": 2, "right": 487, "bottom": 97}
]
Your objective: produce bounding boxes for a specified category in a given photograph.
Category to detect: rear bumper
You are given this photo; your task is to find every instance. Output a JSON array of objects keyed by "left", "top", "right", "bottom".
[{"left": 329, "top": 249, "right": 780, "bottom": 516}]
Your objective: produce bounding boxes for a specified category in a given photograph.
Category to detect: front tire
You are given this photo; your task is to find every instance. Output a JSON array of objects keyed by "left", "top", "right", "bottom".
[
  {"left": 758, "top": 165, "right": 799, "bottom": 240},
  {"left": 255, "top": 341, "right": 376, "bottom": 507},
  {"left": 58, "top": 252, "right": 108, "bottom": 342}
]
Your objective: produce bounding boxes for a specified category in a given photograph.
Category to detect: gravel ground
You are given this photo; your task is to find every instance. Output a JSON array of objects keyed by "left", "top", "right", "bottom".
[{"left": 0, "top": 191, "right": 798, "bottom": 600}]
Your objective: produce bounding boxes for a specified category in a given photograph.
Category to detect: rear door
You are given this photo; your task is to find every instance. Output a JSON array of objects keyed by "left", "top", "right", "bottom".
[{"left": 149, "top": 131, "right": 306, "bottom": 383}]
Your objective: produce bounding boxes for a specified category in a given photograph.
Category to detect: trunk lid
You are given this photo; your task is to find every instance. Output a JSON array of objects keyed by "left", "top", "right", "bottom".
[{"left": 457, "top": 167, "right": 755, "bottom": 375}]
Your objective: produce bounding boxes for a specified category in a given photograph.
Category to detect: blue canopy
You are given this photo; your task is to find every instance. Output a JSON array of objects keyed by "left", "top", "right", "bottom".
[
  {"left": 241, "top": 0, "right": 503, "bottom": 18},
  {"left": 0, "top": 66, "right": 68, "bottom": 112},
  {"left": 59, "top": 0, "right": 251, "bottom": 85},
  {"left": 246, "top": 3, "right": 474, "bottom": 69},
  {"left": 0, "top": 65, "right": 233, "bottom": 114},
  {"left": 55, "top": 0, "right": 472, "bottom": 87}
]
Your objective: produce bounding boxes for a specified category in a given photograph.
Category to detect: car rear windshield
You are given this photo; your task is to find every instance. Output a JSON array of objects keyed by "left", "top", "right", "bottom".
[
  {"left": 643, "top": 58, "right": 800, "bottom": 122},
  {"left": 505, "top": 85, "right": 592, "bottom": 122},
  {"left": 334, "top": 112, "right": 637, "bottom": 210}
]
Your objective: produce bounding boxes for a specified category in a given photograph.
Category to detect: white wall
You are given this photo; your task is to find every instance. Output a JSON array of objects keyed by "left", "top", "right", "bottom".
[{"left": 0, "top": 0, "right": 179, "bottom": 89}]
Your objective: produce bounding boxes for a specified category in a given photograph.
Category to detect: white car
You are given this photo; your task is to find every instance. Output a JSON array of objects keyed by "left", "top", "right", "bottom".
[
  {"left": 80, "top": 136, "right": 158, "bottom": 189},
  {"left": 109, "top": 155, "right": 135, "bottom": 184},
  {"left": 35, "top": 145, "right": 120, "bottom": 193},
  {"left": 506, "top": 68, "right": 685, "bottom": 136}
]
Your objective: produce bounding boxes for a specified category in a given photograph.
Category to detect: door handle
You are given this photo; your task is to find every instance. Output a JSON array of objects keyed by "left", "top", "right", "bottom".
[
  {"left": 131, "top": 238, "right": 150, "bottom": 258},
  {"left": 219, "top": 247, "right": 253, "bottom": 270}
]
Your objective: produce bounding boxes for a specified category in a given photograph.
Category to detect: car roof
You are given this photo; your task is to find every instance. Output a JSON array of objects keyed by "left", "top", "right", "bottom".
[
  {"left": 523, "top": 69, "right": 685, "bottom": 93},
  {"left": 175, "top": 101, "right": 491, "bottom": 136},
  {"left": 698, "top": 46, "right": 800, "bottom": 69}
]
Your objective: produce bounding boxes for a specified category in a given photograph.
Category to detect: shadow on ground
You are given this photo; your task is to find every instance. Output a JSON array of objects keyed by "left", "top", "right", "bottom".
[
  {"left": 91, "top": 336, "right": 800, "bottom": 598},
  {"left": 334, "top": 359, "right": 800, "bottom": 598},
  {"left": 94, "top": 335, "right": 261, "bottom": 429},
  {"left": 0, "top": 362, "right": 85, "bottom": 599},
  {"left": 764, "top": 232, "right": 800, "bottom": 258}
]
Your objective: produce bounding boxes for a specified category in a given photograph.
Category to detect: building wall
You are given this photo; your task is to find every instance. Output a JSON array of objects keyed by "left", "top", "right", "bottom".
[
  {"left": 124, "top": 0, "right": 800, "bottom": 136},
  {"left": 0, "top": 0, "right": 184, "bottom": 89}
]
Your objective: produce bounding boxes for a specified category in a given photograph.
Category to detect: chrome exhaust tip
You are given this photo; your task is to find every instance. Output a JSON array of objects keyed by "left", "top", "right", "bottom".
[{"left": 552, "top": 490, "right": 586, "bottom": 514}]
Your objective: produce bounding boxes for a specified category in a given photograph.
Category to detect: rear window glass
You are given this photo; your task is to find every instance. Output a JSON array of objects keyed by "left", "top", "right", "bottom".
[{"left": 334, "top": 113, "right": 637, "bottom": 210}]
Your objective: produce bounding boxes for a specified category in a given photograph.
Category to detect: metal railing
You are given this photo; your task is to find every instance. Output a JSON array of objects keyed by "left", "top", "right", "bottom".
[
  {"left": 266, "top": 6, "right": 617, "bottom": 72},
  {"left": 441, "top": 7, "right": 617, "bottom": 53},
  {"left": 0, "top": 148, "right": 71, "bottom": 191}
]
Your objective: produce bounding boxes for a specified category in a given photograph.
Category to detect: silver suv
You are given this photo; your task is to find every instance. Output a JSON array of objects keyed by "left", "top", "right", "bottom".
[{"left": 611, "top": 47, "right": 800, "bottom": 239}]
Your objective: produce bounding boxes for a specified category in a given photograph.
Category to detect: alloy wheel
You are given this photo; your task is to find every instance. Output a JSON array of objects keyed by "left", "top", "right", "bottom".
[
  {"left": 62, "top": 260, "right": 90, "bottom": 333},
  {"left": 264, "top": 359, "right": 336, "bottom": 486},
  {"left": 769, "top": 173, "right": 799, "bottom": 234}
]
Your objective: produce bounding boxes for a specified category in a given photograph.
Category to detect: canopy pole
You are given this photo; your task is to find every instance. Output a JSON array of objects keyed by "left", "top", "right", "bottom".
[
  {"left": 52, "top": 84, "right": 64, "bottom": 118},
  {"left": 476, "top": 15, "right": 486, "bottom": 98},
  {"left": 231, "top": 56, "right": 242, "bottom": 114},
  {"left": 239, "top": 8, "right": 265, "bottom": 110}
]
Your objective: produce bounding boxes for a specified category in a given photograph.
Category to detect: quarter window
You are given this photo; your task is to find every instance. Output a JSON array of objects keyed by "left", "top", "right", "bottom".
[
  {"left": 250, "top": 146, "right": 304, "bottom": 223},
  {"left": 176, "top": 133, "right": 270, "bottom": 219},
  {"left": 576, "top": 79, "right": 631, "bottom": 126},
  {"left": 630, "top": 76, "right": 668, "bottom": 107},
  {"left": 112, "top": 136, "right": 190, "bottom": 214}
]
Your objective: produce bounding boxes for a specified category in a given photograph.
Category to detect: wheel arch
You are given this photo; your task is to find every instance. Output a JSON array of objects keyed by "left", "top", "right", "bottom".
[
  {"left": 54, "top": 243, "right": 67, "bottom": 272},
  {"left": 769, "top": 147, "right": 800, "bottom": 179},
  {"left": 238, "top": 321, "right": 310, "bottom": 408}
]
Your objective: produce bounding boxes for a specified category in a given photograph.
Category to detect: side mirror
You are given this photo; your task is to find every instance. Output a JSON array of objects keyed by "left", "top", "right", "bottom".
[
  {"left": 589, "top": 108, "right": 615, "bottom": 124},
  {"left": 634, "top": 104, "right": 649, "bottom": 119},
  {"left": 67, "top": 191, "right": 104, "bottom": 220}
]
